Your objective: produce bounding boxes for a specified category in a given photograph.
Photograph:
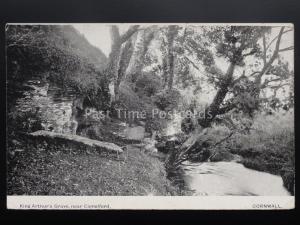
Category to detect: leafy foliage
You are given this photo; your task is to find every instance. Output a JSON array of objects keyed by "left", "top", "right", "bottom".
[
  {"left": 153, "top": 89, "right": 182, "bottom": 111},
  {"left": 213, "top": 26, "right": 270, "bottom": 65},
  {"left": 135, "top": 72, "right": 163, "bottom": 97}
]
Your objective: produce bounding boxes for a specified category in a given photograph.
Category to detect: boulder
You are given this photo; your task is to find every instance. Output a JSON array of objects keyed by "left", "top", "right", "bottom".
[{"left": 143, "top": 138, "right": 158, "bottom": 153}]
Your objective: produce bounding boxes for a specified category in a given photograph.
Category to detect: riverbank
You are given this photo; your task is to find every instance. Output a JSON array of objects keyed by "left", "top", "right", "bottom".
[
  {"left": 230, "top": 145, "right": 294, "bottom": 195},
  {"left": 201, "top": 111, "right": 295, "bottom": 195},
  {"left": 7, "top": 133, "right": 178, "bottom": 195},
  {"left": 207, "top": 137, "right": 294, "bottom": 195}
]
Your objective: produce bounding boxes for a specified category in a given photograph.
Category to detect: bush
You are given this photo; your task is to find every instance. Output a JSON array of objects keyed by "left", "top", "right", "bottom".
[
  {"left": 226, "top": 109, "right": 294, "bottom": 194},
  {"left": 7, "top": 109, "right": 43, "bottom": 135},
  {"left": 153, "top": 89, "right": 182, "bottom": 111},
  {"left": 135, "top": 72, "right": 163, "bottom": 97}
]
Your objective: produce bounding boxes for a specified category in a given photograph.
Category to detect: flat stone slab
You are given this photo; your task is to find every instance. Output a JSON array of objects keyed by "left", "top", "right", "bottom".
[
  {"left": 123, "top": 126, "right": 145, "bottom": 141},
  {"left": 29, "top": 130, "right": 123, "bottom": 154}
]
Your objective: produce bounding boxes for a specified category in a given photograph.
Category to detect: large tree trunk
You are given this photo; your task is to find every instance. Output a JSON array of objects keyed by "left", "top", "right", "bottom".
[
  {"left": 167, "top": 62, "right": 236, "bottom": 170},
  {"left": 107, "top": 26, "right": 122, "bottom": 78},
  {"left": 114, "top": 40, "right": 134, "bottom": 101},
  {"left": 198, "top": 62, "right": 235, "bottom": 127},
  {"left": 166, "top": 25, "right": 178, "bottom": 90},
  {"left": 106, "top": 26, "right": 122, "bottom": 103},
  {"left": 106, "top": 25, "right": 139, "bottom": 104},
  {"left": 127, "top": 29, "right": 155, "bottom": 83},
  {"left": 167, "top": 50, "right": 175, "bottom": 89}
]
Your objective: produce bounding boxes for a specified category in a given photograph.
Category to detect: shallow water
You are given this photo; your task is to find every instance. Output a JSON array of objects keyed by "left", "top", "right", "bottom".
[{"left": 181, "top": 161, "right": 290, "bottom": 196}]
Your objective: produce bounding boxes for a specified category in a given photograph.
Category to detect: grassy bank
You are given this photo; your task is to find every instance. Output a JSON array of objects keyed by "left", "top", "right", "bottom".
[
  {"left": 227, "top": 110, "right": 295, "bottom": 194},
  {"left": 7, "top": 134, "right": 178, "bottom": 196}
]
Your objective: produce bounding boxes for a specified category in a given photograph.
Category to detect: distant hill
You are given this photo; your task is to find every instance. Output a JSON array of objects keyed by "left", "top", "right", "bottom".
[{"left": 60, "top": 25, "right": 107, "bottom": 70}]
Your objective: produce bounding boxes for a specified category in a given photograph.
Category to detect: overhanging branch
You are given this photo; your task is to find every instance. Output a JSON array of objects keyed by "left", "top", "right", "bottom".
[
  {"left": 279, "top": 46, "right": 294, "bottom": 52},
  {"left": 120, "top": 25, "right": 140, "bottom": 43},
  {"left": 266, "top": 28, "right": 293, "bottom": 51}
]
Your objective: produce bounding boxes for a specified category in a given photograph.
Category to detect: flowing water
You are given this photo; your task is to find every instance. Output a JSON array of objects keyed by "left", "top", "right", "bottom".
[{"left": 181, "top": 161, "right": 291, "bottom": 196}]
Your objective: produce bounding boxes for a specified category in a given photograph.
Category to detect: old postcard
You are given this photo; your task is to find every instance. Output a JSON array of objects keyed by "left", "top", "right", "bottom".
[{"left": 6, "top": 23, "right": 294, "bottom": 209}]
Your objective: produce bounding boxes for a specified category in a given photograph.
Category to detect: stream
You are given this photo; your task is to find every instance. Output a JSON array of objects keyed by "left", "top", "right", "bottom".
[{"left": 180, "top": 161, "right": 291, "bottom": 196}]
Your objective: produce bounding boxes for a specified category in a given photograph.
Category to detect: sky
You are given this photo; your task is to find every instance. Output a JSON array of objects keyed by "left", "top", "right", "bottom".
[
  {"left": 73, "top": 24, "right": 293, "bottom": 65},
  {"left": 73, "top": 24, "right": 112, "bottom": 56},
  {"left": 73, "top": 24, "right": 133, "bottom": 56}
]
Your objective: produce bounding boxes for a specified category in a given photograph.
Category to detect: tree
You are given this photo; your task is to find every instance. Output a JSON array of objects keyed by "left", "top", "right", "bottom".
[
  {"left": 166, "top": 25, "right": 294, "bottom": 169},
  {"left": 196, "top": 26, "right": 271, "bottom": 127},
  {"left": 127, "top": 27, "right": 156, "bottom": 84},
  {"left": 166, "top": 25, "right": 179, "bottom": 89},
  {"left": 105, "top": 25, "right": 140, "bottom": 102}
]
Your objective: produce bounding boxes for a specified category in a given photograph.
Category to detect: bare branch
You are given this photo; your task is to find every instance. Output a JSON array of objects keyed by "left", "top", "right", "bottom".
[
  {"left": 266, "top": 28, "right": 293, "bottom": 51},
  {"left": 232, "top": 70, "right": 247, "bottom": 84},
  {"left": 262, "top": 34, "right": 267, "bottom": 66},
  {"left": 183, "top": 56, "right": 200, "bottom": 71},
  {"left": 279, "top": 46, "right": 294, "bottom": 52},
  {"left": 242, "top": 50, "right": 257, "bottom": 57},
  {"left": 246, "top": 71, "right": 261, "bottom": 78},
  {"left": 120, "top": 25, "right": 140, "bottom": 43},
  {"left": 254, "top": 27, "right": 285, "bottom": 85},
  {"left": 5, "top": 24, "right": 10, "bottom": 32},
  {"left": 261, "top": 77, "right": 283, "bottom": 88},
  {"left": 110, "top": 25, "right": 121, "bottom": 44},
  {"left": 269, "top": 83, "right": 290, "bottom": 89}
]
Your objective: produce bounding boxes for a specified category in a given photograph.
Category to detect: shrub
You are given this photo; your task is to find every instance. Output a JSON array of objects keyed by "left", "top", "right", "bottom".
[
  {"left": 135, "top": 72, "right": 163, "bottom": 97},
  {"left": 7, "top": 109, "right": 43, "bottom": 136},
  {"left": 153, "top": 89, "right": 182, "bottom": 111},
  {"left": 225, "top": 109, "right": 294, "bottom": 194}
]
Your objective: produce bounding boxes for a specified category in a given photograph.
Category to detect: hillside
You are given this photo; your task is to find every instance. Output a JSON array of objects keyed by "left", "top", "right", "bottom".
[
  {"left": 61, "top": 25, "right": 107, "bottom": 70},
  {"left": 6, "top": 24, "right": 108, "bottom": 109}
]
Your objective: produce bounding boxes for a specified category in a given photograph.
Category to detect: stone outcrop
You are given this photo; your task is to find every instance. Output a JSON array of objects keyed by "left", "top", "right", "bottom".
[
  {"left": 15, "top": 79, "right": 102, "bottom": 136},
  {"left": 15, "top": 80, "right": 76, "bottom": 133}
]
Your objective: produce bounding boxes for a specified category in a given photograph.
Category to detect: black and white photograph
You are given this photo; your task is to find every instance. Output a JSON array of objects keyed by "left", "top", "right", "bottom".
[{"left": 6, "top": 23, "right": 295, "bottom": 209}]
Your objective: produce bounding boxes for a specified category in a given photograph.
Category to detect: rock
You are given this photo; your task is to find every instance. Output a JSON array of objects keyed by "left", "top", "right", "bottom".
[
  {"left": 29, "top": 130, "right": 123, "bottom": 154},
  {"left": 124, "top": 126, "right": 145, "bottom": 140},
  {"left": 232, "top": 154, "right": 243, "bottom": 163},
  {"left": 11, "top": 139, "right": 21, "bottom": 146},
  {"left": 15, "top": 80, "right": 75, "bottom": 134},
  {"left": 144, "top": 144, "right": 158, "bottom": 154},
  {"left": 143, "top": 138, "right": 158, "bottom": 153}
]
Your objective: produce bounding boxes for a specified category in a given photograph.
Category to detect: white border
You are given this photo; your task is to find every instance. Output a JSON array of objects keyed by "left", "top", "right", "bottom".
[{"left": 7, "top": 196, "right": 294, "bottom": 210}]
